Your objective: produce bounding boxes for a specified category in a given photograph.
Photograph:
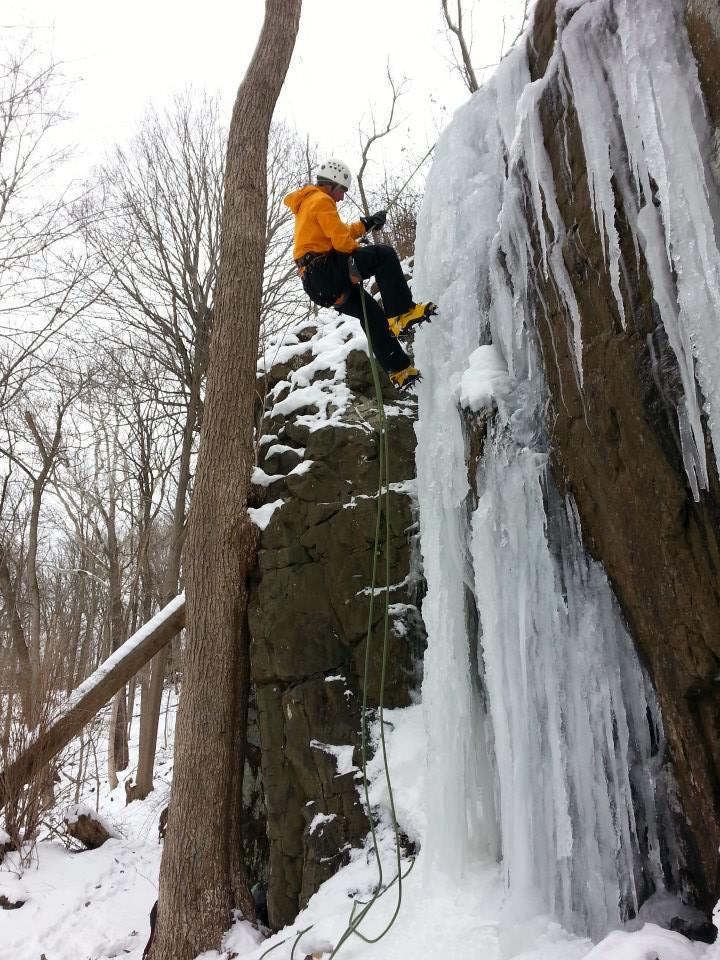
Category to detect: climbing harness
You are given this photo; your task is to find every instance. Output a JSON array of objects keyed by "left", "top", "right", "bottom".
[
  {"left": 296, "top": 250, "right": 359, "bottom": 308},
  {"left": 258, "top": 283, "right": 413, "bottom": 960}
]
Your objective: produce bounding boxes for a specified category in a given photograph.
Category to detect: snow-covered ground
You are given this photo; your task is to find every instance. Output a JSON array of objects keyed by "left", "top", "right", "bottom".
[
  {"left": 2, "top": 695, "right": 718, "bottom": 960},
  {"left": 2, "top": 689, "right": 177, "bottom": 960}
]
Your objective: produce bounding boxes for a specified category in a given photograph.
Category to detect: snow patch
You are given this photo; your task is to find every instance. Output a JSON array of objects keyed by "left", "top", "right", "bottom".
[
  {"left": 457, "top": 343, "right": 511, "bottom": 413},
  {"left": 310, "top": 740, "right": 357, "bottom": 778},
  {"left": 247, "top": 499, "right": 284, "bottom": 531},
  {"left": 309, "top": 813, "right": 337, "bottom": 835},
  {"left": 63, "top": 802, "right": 117, "bottom": 837},
  {"left": 264, "top": 443, "right": 305, "bottom": 458}
]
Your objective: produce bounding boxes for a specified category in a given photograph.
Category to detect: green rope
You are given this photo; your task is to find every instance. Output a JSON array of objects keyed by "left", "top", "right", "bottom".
[
  {"left": 290, "top": 925, "right": 316, "bottom": 959},
  {"left": 257, "top": 925, "right": 314, "bottom": 960},
  {"left": 326, "top": 284, "right": 409, "bottom": 958}
]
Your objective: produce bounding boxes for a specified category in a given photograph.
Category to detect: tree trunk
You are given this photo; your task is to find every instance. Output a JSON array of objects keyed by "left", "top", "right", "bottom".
[
  {"left": 106, "top": 499, "right": 129, "bottom": 788},
  {"left": 24, "top": 408, "right": 64, "bottom": 721},
  {"left": 133, "top": 383, "right": 199, "bottom": 800},
  {"left": 228, "top": 602, "right": 255, "bottom": 919},
  {"left": 0, "top": 547, "right": 33, "bottom": 721},
  {"left": 64, "top": 575, "right": 85, "bottom": 696},
  {"left": 149, "top": 3, "right": 302, "bottom": 957},
  {"left": 74, "top": 587, "right": 97, "bottom": 689}
]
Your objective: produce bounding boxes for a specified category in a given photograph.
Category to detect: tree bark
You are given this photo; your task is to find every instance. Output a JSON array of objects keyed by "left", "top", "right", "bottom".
[
  {"left": 106, "top": 495, "right": 129, "bottom": 788},
  {"left": 149, "top": 3, "right": 302, "bottom": 957},
  {"left": 228, "top": 598, "right": 257, "bottom": 920}
]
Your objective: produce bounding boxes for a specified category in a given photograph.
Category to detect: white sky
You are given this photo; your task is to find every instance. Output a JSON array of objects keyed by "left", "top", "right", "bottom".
[{"left": 4, "top": 0, "right": 528, "bottom": 182}]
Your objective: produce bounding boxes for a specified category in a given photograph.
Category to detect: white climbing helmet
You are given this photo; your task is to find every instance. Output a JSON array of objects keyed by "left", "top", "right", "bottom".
[{"left": 316, "top": 157, "right": 352, "bottom": 189}]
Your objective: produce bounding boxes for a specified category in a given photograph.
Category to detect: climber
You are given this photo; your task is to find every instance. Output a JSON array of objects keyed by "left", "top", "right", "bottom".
[{"left": 284, "top": 157, "right": 436, "bottom": 393}]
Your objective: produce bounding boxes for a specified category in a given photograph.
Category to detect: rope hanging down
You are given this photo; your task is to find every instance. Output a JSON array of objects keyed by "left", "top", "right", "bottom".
[
  {"left": 258, "top": 282, "right": 413, "bottom": 960},
  {"left": 326, "top": 284, "right": 411, "bottom": 957}
]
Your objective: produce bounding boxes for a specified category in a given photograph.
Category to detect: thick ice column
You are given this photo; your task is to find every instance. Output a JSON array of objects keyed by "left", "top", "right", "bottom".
[{"left": 413, "top": 82, "right": 507, "bottom": 877}]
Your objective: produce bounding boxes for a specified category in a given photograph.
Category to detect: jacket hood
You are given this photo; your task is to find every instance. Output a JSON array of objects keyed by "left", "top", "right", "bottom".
[{"left": 284, "top": 184, "right": 328, "bottom": 214}]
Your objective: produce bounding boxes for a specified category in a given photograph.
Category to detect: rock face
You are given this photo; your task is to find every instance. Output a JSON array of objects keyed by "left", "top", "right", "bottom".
[
  {"left": 247, "top": 315, "right": 425, "bottom": 929},
  {"left": 524, "top": 0, "right": 720, "bottom": 903}
]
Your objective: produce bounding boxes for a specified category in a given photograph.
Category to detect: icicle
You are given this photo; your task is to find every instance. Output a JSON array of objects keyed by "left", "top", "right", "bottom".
[
  {"left": 471, "top": 435, "right": 670, "bottom": 940},
  {"left": 558, "top": 0, "right": 720, "bottom": 496},
  {"left": 559, "top": 2, "right": 627, "bottom": 327},
  {"left": 491, "top": 40, "right": 585, "bottom": 389}
]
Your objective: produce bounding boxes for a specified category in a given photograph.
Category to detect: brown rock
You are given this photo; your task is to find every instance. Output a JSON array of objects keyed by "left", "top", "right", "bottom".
[
  {"left": 0, "top": 894, "right": 24, "bottom": 910},
  {"left": 64, "top": 810, "right": 113, "bottom": 850}
]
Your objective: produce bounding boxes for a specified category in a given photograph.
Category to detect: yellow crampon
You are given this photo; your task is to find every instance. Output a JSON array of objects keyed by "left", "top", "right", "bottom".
[
  {"left": 390, "top": 365, "right": 422, "bottom": 392},
  {"left": 388, "top": 301, "right": 437, "bottom": 339}
]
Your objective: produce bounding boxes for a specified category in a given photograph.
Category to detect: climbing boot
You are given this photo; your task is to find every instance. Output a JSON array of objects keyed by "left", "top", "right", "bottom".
[
  {"left": 390, "top": 365, "right": 422, "bottom": 393},
  {"left": 388, "top": 302, "right": 437, "bottom": 340}
]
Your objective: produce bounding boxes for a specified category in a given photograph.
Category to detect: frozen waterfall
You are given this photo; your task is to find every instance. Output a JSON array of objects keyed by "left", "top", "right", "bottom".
[{"left": 410, "top": 0, "right": 705, "bottom": 942}]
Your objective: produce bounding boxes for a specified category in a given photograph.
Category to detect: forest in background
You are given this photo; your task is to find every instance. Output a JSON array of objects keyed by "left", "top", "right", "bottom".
[{"left": 0, "top": 33, "right": 429, "bottom": 861}]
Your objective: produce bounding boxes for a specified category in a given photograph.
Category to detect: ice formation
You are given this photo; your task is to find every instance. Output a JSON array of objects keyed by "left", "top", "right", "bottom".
[{"left": 411, "top": 0, "right": 718, "bottom": 942}]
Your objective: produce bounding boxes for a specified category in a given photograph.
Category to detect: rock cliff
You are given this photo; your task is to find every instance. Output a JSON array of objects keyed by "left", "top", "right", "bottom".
[
  {"left": 523, "top": 0, "right": 720, "bottom": 904},
  {"left": 247, "top": 314, "right": 425, "bottom": 929}
]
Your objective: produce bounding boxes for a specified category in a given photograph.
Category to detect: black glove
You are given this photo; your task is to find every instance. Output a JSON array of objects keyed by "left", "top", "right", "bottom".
[{"left": 360, "top": 209, "right": 387, "bottom": 232}]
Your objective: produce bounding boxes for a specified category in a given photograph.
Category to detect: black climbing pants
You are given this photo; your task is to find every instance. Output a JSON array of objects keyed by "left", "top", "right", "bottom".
[{"left": 336, "top": 244, "right": 413, "bottom": 375}]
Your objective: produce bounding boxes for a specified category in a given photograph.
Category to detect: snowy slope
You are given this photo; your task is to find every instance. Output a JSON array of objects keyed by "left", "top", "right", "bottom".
[{"left": 2, "top": 690, "right": 177, "bottom": 959}]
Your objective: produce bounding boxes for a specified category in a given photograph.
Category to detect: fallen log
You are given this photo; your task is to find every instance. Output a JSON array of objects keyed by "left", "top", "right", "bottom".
[{"left": 0, "top": 594, "right": 185, "bottom": 806}]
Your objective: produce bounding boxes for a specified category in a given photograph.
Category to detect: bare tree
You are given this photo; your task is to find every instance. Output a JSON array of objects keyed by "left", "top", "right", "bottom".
[
  {"left": 355, "top": 67, "right": 407, "bottom": 218},
  {"left": 0, "top": 368, "right": 87, "bottom": 723},
  {"left": 81, "top": 94, "right": 220, "bottom": 795},
  {"left": 113, "top": 357, "right": 177, "bottom": 801},
  {"left": 149, "top": 2, "right": 303, "bottom": 956},
  {"left": 0, "top": 42, "right": 71, "bottom": 307},
  {"left": 499, "top": 0, "right": 531, "bottom": 59},
  {"left": 441, "top": 0, "right": 531, "bottom": 94},
  {"left": 81, "top": 97, "right": 313, "bottom": 798},
  {"left": 0, "top": 355, "right": 98, "bottom": 847},
  {"left": 372, "top": 166, "right": 426, "bottom": 260},
  {"left": 0, "top": 41, "right": 96, "bottom": 415},
  {"left": 260, "top": 123, "right": 316, "bottom": 337},
  {"left": 46, "top": 372, "right": 144, "bottom": 786},
  {"left": 349, "top": 73, "right": 434, "bottom": 261},
  {"left": 441, "top": 0, "right": 480, "bottom": 94}
]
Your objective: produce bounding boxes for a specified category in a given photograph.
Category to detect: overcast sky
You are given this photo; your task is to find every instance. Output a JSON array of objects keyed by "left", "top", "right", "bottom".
[{"left": 4, "top": 0, "right": 528, "bottom": 183}]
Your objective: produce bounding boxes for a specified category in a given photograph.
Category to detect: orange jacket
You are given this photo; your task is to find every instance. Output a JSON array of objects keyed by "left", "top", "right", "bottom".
[{"left": 284, "top": 185, "right": 366, "bottom": 260}]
